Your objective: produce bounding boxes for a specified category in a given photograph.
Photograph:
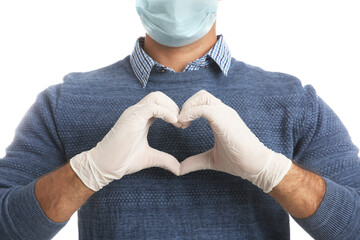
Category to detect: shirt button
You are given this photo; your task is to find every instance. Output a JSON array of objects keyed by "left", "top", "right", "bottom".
[{"left": 161, "top": 69, "right": 165, "bottom": 73}]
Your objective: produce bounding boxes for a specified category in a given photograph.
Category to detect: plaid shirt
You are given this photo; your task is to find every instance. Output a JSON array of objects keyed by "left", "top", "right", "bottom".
[{"left": 130, "top": 34, "right": 232, "bottom": 88}]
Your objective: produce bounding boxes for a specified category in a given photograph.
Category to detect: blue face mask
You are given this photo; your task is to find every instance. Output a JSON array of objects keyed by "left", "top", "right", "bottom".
[{"left": 136, "top": 0, "right": 218, "bottom": 47}]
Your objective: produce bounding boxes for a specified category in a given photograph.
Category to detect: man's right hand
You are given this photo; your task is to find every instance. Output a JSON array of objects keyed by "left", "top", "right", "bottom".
[{"left": 69, "top": 91, "right": 181, "bottom": 192}]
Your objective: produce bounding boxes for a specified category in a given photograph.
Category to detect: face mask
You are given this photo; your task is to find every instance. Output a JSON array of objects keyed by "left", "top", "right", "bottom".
[{"left": 136, "top": 0, "right": 218, "bottom": 47}]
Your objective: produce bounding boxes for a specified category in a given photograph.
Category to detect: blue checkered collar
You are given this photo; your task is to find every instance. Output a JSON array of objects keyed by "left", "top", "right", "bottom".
[{"left": 130, "top": 34, "right": 231, "bottom": 88}]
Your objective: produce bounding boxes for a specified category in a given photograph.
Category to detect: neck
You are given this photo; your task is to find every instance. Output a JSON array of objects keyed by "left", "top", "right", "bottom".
[{"left": 143, "top": 23, "right": 217, "bottom": 72}]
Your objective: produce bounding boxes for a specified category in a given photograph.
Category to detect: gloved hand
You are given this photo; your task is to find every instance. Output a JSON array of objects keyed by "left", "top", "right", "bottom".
[
  {"left": 178, "top": 90, "right": 292, "bottom": 193},
  {"left": 70, "top": 91, "right": 181, "bottom": 192}
]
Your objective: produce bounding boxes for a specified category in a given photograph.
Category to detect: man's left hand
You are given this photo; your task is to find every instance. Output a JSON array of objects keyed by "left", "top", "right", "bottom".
[{"left": 178, "top": 90, "right": 293, "bottom": 193}]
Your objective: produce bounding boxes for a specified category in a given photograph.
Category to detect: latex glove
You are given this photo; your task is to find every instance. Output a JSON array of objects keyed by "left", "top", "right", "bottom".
[
  {"left": 178, "top": 90, "right": 292, "bottom": 193},
  {"left": 70, "top": 91, "right": 181, "bottom": 192}
]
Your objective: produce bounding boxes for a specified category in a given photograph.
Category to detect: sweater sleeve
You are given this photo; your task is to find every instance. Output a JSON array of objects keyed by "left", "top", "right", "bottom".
[
  {"left": 292, "top": 85, "right": 360, "bottom": 239},
  {"left": 0, "top": 84, "right": 68, "bottom": 239}
]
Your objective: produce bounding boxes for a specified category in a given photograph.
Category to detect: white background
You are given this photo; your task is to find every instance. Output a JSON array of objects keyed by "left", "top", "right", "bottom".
[{"left": 1, "top": 1, "right": 359, "bottom": 239}]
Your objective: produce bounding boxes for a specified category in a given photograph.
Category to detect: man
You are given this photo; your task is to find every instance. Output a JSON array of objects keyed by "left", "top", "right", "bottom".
[{"left": 0, "top": 0, "right": 359, "bottom": 239}]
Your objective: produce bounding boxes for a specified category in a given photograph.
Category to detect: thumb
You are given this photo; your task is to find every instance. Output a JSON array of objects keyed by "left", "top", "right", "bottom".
[
  {"left": 180, "top": 149, "right": 214, "bottom": 175},
  {"left": 147, "top": 147, "right": 180, "bottom": 176}
]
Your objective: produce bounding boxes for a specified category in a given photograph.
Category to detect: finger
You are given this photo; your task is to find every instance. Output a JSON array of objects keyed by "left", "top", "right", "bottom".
[
  {"left": 178, "top": 121, "right": 191, "bottom": 129},
  {"left": 172, "top": 121, "right": 183, "bottom": 128},
  {"left": 139, "top": 91, "right": 180, "bottom": 116},
  {"left": 180, "top": 149, "right": 214, "bottom": 175},
  {"left": 147, "top": 147, "right": 180, "bottom": 176},
  {"left": 178, "top": 105, "right": 216, "bottom": 127},
  {"left": 181, "top": 89, "right": 222, "bottom": 113},
  {"left": 139, "top": 103, "right": 178, "bottom": 124}
]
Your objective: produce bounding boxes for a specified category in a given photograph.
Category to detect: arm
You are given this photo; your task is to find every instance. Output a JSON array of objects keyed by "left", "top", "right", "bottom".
[
  {"left": 34, "top": 163, "right": 94, "bottom": 223},
  {"left": 0, "top": 88, "right": 181, "bottom": 239},
  {"left": 37, "top": 91, "right": 181, "bottom": 222},
  {"left": 178, "top": 88, "right": 360, "bottom": 239},
  {"left": 0, "top": 85, "right": 70, "bottom": 239},
  {"left": 269, "top": 163, "right": 326, "bottom": 219},
  {"left": 279, "top": 85, "right": 360, "bottom": 239}
]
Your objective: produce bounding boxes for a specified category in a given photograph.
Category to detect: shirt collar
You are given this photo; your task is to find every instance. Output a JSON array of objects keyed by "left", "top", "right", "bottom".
[{"left": 130, "top": 34, "right": 232, "bottom": 88}]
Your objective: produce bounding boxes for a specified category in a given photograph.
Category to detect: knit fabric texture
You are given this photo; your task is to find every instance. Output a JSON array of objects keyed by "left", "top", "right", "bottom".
[{"left": 0, "top": 56, "right": 359, "bottom": 239}]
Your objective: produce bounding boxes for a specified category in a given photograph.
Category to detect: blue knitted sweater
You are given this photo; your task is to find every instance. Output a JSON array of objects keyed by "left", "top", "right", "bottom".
[{"left": 0, "top": 56, "right": 359, "bottom": 240}]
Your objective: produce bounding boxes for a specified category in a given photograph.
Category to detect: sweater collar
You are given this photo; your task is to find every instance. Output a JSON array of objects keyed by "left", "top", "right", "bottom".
[{"left": 130, "top": 34, "right": 231, "bottom": 88}]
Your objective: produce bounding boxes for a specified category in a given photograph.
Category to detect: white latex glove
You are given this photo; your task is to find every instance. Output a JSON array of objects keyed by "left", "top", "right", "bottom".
[
  {"left": 178, "top": 90, "right": 292, "bottom": 193},
  {"left": 70, "top": 91, "right": 181, "bottom": 192}
]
